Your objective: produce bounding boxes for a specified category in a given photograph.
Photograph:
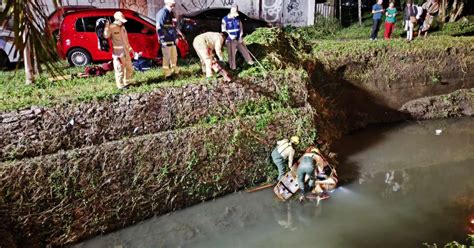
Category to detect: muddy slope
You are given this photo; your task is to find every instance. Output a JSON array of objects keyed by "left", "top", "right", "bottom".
[{"left": 0, "top": 70, "right": 325, "bottom": 247}]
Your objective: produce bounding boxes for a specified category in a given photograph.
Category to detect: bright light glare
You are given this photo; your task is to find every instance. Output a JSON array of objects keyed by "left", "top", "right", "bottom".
[{"left": 337, "top": 186, "right": 352, "bottom": 194}]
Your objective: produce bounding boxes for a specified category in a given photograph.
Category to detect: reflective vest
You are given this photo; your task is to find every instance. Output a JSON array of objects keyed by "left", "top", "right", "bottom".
[
  {"left": 276, "top": 140, "right": 292, "bottom": 158},
  {"left": 157, "top": 7, "right": 177, "bottom": 44},
  {"left": 223, "top": 15, "right": 241, "bottom": 40}
]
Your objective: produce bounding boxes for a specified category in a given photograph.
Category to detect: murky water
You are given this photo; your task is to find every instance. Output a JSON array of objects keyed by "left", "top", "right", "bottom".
[{"left": 75, "top": 117, "right": 474, "bottom": 248}]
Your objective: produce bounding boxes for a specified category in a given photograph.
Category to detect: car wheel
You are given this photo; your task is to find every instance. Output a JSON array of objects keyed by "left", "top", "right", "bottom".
[
  {"left": 0, "top": 50, "right": 9, "bottom": 69},
  {"left": 67, "top": 48, "right": 91, "bottom": 66}
]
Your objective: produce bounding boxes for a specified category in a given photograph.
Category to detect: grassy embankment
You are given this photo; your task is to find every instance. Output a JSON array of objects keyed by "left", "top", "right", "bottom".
[{"left": 0, "top": 16, "right": 473, "bottom": 112}]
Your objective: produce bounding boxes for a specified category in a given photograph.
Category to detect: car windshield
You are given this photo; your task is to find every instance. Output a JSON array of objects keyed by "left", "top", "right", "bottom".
[{"left": 138, "top": 13, "right": 155, "bottom": 26}]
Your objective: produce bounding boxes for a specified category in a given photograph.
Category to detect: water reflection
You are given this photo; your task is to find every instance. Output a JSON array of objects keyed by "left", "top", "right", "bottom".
[{"left": 75, "top": 118, "right": 474, "bottom": 248}]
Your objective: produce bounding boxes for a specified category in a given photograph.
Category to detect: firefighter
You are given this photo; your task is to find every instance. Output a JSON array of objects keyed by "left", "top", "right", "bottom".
[
  {"left": 104, "top": 11, "right": 134, "bottom": 89},
  {"left": 271, "top": 136, "right": 300, "bottom": 180},
  {"left": 296, "top": 147, "right": 337, "bottom": 202},
  {"left": 192, "top": 32, "right": 228, "bottom": 78},
  {"left": 221, "top": 4, "right": 255, "bottom": 70},
  {"left": 156, "top": 0, "right": 181, "bottom": 78}
]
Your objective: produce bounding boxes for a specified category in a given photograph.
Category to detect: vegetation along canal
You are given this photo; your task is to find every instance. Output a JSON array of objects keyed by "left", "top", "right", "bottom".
[{"left": 75, "top": 117, "right": 474, "bottom": 248}]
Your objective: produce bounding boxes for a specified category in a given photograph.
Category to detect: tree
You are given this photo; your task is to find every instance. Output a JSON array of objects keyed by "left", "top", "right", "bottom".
[
  {"left": 0, "top": 0, "right": 59, "bottom": 84},
  {"left": 439, "top": 0, "right": 466, "bottom": 23}
]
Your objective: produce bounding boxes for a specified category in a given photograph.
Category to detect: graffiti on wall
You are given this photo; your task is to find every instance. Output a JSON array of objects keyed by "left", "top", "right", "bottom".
[
  {"left": 263, "top": 0, "right": 283, "bottom": 22},
  {"left": 220, "top": 0, "right": 234, "bottom": 6},
  {"left": 285, "top": 0, "right": 304, "bottom": 25},
  {"left": 182, "top": 0, "right": 216, "bottom": 11},
  {"left": 42, "top": 0, "right": 312, "bottom": 26},
  {"left": 87, "top": 0, "right": 107, "bottom": 5},
  {"left": 248, "top": 0, "right": 256, "bottom": 18},
  {"left": 119, "top": 0, "right": 147, "bottom": 15}
]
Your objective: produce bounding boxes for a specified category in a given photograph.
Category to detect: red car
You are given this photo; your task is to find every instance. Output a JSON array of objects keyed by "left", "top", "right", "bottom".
[
  {"left": 48, "top": 5, "right": 97, "bottom": 38},
  {"left": 57, "top": 8, "right": 189, "bottom": 66}
]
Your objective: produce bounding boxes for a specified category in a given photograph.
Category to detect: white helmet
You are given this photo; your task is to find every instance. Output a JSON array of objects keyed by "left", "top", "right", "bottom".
[{"left": 114, "top": 11, "right": 127, "bottom": 23}]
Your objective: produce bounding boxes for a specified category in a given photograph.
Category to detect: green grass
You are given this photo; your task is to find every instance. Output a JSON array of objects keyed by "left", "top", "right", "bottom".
[
  {"left": 310, "top": 36, "right": 474, "bottom": 61},
  {"left": 0, "top": 60, "right": 204, "bottom": 111},
  {"left": 288, "top": 13, "right": 474, "bottom": 40},
  {"left": 2, "top": 14, "right": 472, "bottom": 112}
]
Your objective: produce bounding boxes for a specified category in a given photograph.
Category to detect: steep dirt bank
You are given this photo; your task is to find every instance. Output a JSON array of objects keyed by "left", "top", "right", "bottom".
[
  {"left": 306, "top": 37, "right": 474, "bottom": 130},
  {"left": 401, "top": 88, "right": 474, "bottom": 119},
  {"left": 246, "top": 29, "right": 473, "bottom": 131},
  {"left": 0, "top": 70, "right": 325, "bottom": 247}
]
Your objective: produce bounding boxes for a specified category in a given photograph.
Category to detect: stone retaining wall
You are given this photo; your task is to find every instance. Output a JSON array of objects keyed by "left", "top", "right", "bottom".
[
  {"left": 0, "top": 73, "right": 307, "bottom": 162},
  {"left": 0, "top": 106, "right": 315, "bottom": 246}
]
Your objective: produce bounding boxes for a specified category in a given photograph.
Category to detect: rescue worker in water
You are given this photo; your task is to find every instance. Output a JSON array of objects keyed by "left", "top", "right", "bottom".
[
  {"left": 294, "top": 146, "right": 338, "bottom": 202},
  {"left": 156, "top": 0, "right": 181, "bottom": 78},
  {"left": 271, "top": 136, "right": 300, "bottom": 180},
  {"left": 104, "top": 11, "right": 134, "bottom": 89}
]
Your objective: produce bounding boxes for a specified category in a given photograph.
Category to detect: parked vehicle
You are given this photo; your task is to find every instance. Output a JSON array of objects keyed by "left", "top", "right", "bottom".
[
  {"left": 0, "top": 28, "right": 20, "bottom": 68},
  {"left": 48, "top": 5, "right": 97, "bottom": 38},
  {"left": 179, "top": 8, "right": 271, "bottom": 47},
  {"left": 57, "top": 8, "right": 189, "bottom": 66}
]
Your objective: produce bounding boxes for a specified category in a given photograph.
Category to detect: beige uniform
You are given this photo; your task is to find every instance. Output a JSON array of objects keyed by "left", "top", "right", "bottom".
[
  {"left": 192, "top": 32, "right": 224, "bottom": 78},
  {"left": 104, "top": 22, "right": 134, "bottom": 89}
]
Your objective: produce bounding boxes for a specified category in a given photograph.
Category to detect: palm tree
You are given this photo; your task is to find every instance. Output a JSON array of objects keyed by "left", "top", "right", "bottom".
[{"left": 0, "top": 0, "right": 59, "bottom": 84}]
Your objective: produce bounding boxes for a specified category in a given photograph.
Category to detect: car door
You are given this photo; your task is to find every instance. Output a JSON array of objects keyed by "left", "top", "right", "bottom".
[
  {"left": 124, "top": 17, "right": 159, "bottom": 59},
  {"left": 75, "top": 16, "right": 113, "bottom": 61}
]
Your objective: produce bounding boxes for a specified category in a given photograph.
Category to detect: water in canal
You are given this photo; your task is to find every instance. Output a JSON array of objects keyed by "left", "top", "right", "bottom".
[{"left": 76, "top": 117, "right": 474, "bottom": 248}]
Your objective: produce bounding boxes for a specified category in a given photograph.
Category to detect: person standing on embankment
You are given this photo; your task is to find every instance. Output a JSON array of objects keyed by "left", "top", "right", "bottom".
[
  {"left": 104, "top": 11, "right": 134, "bottom": 90},
  {"left": 384, "top": 1, "right": 397, "bottom": 40},
  {"left": 156, "top": 0, "right": 181, "bottom": 79},
  {"left": 370, "top": 0, "right": 385, "bottom": 41},
  {"left": 221, "top": 4, "right": 254, "bottom": 70}
]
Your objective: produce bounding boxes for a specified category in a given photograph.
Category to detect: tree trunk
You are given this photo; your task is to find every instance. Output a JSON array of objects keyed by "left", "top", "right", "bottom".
[
  {"left": 449, "top": 0, "right": 464, "bottom": 22},
  {"left": 439, "top": 0, "right": 448, "bottom": 23},
  {"left": 34, "top": 49, "right": 42, "bottom": 75},
  {"left": 23, "top": 28, "right": 34, "bottom": 85},
  {"left": 358, "top": 0, "right": 362, "bottom": 25},
  {"left": 339, "top": 0, "right": 342, "bottom": 22}
]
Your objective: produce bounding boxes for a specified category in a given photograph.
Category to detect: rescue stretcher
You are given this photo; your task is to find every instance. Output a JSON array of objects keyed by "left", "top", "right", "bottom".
[{"left": 273, "top": 171, "right": 300, "bottom": 201}]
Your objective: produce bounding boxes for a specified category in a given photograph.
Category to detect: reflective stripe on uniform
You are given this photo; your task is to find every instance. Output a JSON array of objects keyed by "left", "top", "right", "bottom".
[
  {"left": 162, "top": 41, "right": 175, "bottom": 46},
  {"left": 277, "top": 141, "right": 291, "bottom": 155}
]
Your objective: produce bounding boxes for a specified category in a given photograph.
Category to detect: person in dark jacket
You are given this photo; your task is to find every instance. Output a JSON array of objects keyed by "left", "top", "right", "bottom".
[
  {"left": 404, "top": 0, "right": 416, "bottom": 41},
  {"left": 156, "top": 0, "right": 181, "bottom": 78}
]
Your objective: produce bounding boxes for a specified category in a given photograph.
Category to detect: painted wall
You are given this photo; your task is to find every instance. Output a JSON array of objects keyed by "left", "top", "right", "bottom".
[{"left": 40, "top": 0, "right": 315, "bottom": 26}]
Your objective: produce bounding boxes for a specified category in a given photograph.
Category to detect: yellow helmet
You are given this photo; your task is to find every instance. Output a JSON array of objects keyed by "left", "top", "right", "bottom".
[
  {"left": 290, "top": 136, "right": 300, "bottom": 145},
  {"left": 311, "top": 147, "right": 320, "bottom": 154}
]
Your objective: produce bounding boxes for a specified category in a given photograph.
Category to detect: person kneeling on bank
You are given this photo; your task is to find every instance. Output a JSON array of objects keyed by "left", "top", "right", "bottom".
[{"left": 192, "top": 31, "right": 228, "bottom": 79}]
